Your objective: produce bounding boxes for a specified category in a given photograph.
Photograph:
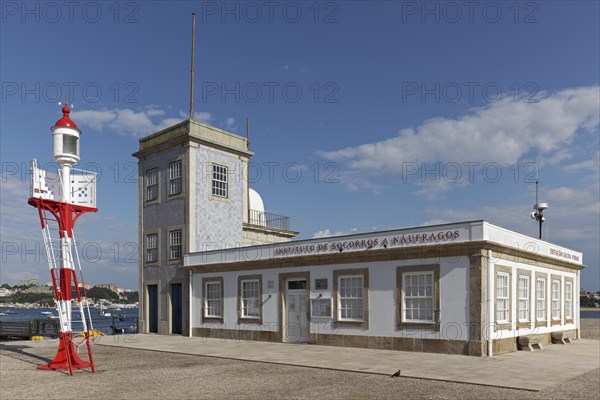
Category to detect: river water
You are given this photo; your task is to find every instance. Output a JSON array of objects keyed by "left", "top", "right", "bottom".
[
  {"left": 580, "top": 310, "right": 600, "bottom": 319},
  {"left": 0, "top": 305, "right": 138, "bottom": 335}
]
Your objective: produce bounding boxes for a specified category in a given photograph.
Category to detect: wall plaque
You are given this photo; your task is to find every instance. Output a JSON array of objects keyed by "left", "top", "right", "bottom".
[{"left": 315, "top": 278, "right": 328, "bottom": 290}]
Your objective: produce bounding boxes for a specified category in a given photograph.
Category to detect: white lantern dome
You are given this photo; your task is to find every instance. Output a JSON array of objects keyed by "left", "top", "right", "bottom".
[{"left": 51, "top": 105, "right": 81, "bottom": 165}]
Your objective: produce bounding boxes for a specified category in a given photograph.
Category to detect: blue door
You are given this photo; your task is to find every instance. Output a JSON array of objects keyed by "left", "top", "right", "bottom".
[
  {"left": 148, "top": 284, "right": 158, "bottom": 333},
  {"left": 171, "top": 283, "right": 183, "bottom": 334}
]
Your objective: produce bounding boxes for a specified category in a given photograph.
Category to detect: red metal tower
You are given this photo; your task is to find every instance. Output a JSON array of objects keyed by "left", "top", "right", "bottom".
[{"left": 28, "top": 106, "right": 98, "bottom": 375}]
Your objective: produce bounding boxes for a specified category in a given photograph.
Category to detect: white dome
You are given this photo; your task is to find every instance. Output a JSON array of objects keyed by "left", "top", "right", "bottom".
[{"left": 249, "top": 188, "right": 265, "bottom": 213}]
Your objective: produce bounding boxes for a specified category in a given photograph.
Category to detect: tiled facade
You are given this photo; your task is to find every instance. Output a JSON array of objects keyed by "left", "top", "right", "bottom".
[{"left": 195, "top": 145, "right": 244, "bottom": 251}]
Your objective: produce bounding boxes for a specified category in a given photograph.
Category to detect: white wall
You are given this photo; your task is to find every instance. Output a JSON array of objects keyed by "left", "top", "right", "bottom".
[
  {"left": 192, "top": 256, "right": 471, "bottom": 341},
  {"left": 490, "top": 258, "right": 578, "bottom": 339}
]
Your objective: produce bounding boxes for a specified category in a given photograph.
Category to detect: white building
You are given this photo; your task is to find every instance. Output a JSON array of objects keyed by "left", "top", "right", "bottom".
[{"left": 135, "top": 119, "right": 583, "bottom": 356}]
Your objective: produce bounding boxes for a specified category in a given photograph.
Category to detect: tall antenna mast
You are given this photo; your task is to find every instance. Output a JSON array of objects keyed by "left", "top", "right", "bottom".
[
  {"left": 189, "top": 12, "right": 197, "bottom": 121},
  {"left": 530, "top": 156, "right": 548, "bottom": 239},
  {"left": 535, "top": 156, "right": 539, "bottom": 205},
  {"left": 246, "top": 117, "right": 250, "bottom": 149}
]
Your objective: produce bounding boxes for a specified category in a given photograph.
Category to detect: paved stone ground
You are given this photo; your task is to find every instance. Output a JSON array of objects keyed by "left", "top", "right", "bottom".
[
  {"left": 94, "top": 335, "right": 599, "bottom": 391},
  {"left": 1, "top": 318, "right": 599, "bottom": 400},
  {"left": 1, "top": 344, "right": 598, "bottom": 400},
  {"left": 581, "top": 318, "right": 600, "bottom": 340}
]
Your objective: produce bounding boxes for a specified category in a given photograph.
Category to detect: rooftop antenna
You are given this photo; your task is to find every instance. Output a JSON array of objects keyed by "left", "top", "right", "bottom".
[
  {"left": 246, "top": 117, "right": 250, "bottom": 149},
  {"left": 530, "top": 156, "right": 548, "bottom": 239},
  {"left": 189, "top": 12, "right": 196, "bottom": 121}
]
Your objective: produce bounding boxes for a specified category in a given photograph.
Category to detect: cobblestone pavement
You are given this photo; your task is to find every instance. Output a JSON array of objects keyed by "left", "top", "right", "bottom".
[{"left": 1, "top": 318, "right": 599, "bottom": 400}]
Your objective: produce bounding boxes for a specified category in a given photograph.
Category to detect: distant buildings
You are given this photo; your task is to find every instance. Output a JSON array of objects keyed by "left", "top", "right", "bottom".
[
  {"left": 94, "top": 283, "right": 118, "bottom": 292},
  {"left": 580, "top": 290, "right": 600, "bottom": 307},
  {"left": 17, "top": 279, "right": 37, "bottom": 287},
  {"left": 22, "top": 285, "right": 52, "bottom": 294}
]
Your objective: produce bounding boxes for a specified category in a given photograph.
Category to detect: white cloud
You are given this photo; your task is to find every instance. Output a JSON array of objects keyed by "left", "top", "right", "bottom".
[
  {"left": 312, "top": 228, "right": 358, "bottom": 238},
  {"left": 423, "top": 181, "right": 599, "bottom": 245},
  {"left": 320, "top": 86, "right": 599, "bottom": 174},
  {"left": 72, "top": 108, "right": 186, "bottom": 137},
  {"left": 72, "top": 107, "right": 230, "bottom": 137},
  {"left": 71, "top": 110, "right": 116, "bottom": 131},
  {"left": 413, "top": 179, "right": 470, "bottom": 200},
  {"left": 113, "top": 109, "right": 156, "bottom": 133},
  {"left": 145, "top": 108, "right": 166, "bottom": 117},
  {"left": 544, "top": 148, "right": 574, "bottom": 166},
  {"left": 564, "top": 151, "right": 600, "bottom": 173},
  {"left": 160, "top": 117, "right": 185, "bottom": 128},
  {"left": 195, "top": 111, "right": 214, "bottom": 123}
]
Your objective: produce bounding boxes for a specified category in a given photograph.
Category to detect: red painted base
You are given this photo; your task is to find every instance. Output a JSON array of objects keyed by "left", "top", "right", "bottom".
[{"left": 38, "top": 332, "right": 91, "bottom": 373}]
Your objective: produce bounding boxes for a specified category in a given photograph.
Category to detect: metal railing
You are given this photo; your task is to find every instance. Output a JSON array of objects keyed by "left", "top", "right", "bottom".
[
  {"left": 0, "top": 319, "right": 59, "bottom": 341},
  {"left": 249, "top": 209, "right": 290, "bottom": 231}
]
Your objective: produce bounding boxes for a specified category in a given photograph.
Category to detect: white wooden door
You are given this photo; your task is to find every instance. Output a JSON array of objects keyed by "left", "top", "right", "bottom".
[{"left": 285, "top": 283, "right": 307, "bottom": 343}]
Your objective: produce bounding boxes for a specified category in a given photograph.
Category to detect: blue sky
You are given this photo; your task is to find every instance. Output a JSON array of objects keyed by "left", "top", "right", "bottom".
[{"left": 1, "top": 1, "right": 598, "bottom": 291}]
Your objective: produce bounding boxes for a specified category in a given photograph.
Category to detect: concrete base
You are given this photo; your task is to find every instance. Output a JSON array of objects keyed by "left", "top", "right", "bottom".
[
  {"left": 551, "top": 331, "right": 573, "bottom": 344},
  {"left": 518, "top": 335, "right": 544, "bottom": 351}
]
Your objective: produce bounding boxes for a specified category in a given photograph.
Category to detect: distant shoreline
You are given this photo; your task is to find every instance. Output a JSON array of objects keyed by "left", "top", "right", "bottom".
[{"left": 581, "top": 307, "right": 600, "bottom": 311}]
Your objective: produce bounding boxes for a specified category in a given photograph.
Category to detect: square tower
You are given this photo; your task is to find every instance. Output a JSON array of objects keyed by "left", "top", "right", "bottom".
[{"left": 133, "top": 119, "right": 297, "bottom": 334}]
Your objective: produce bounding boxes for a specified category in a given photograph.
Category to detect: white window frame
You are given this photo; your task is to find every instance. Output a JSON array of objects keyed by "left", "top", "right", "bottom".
[
  {"left": 496, "top": 272, "right": 509, "bottom": 323},
  {"left": 518, "top": 275, "right": 530, "bottom": 322},
  {"left": 169, "top": 160, "right": 182, "bottom": 195},
  {"left": 402, "top": 271, "right": 434, "bottom": 323},
  {"left": 145, "top": 233, "right": 158, "bottom": 263},
  {"left": 211, "top": 163, "right": 228, "bottom": 198},
  {"left": 204, "top": 281, "right": 222, "bottom": 318},
  {"left": 536, "top": 278, "right": 546, "bottom": 321},
  {"left": 241, "top": 279, "right": 260, "bottom": 318},
  {"left": 565, "top": 281, "right": 573, "bottom": 320},
  {"left": 146, "top": 168, "right": 158, "bottom": 201},
  {"left": 551, "top": 279, "right": 560, "bottom": 320},
  {"left": 169, "top": 230, "right": 182, "bottom": 260},
  {"left": 338, "top": 275, "right": 364, "bottom": 322}
]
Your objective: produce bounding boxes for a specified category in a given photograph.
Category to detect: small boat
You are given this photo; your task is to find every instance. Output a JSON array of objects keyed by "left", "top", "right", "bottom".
[
  {"left": 40, "top": 311, "right": 53, "bottom": 315},
  {"left": 99, "top": 303, "right": 111, "bottom": 317},
  {"left": 0, "top": 312, "right": 6, "bottom": 316},
  {"left": 4, "top": 310, "right": 17, "bottom": 314}
]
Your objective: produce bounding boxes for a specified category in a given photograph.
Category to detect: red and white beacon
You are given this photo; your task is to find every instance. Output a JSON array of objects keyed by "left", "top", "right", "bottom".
[
  {"left": 52, "top": 105, "right": 81, "bottom": 186},
  {"left": 28, "top": 105, "right": 98, "bottom": 375}
]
